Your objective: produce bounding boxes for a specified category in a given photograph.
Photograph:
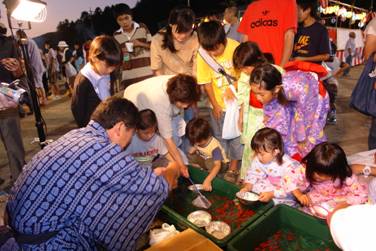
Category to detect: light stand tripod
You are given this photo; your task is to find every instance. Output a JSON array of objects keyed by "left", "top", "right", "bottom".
[{"left": 6, "top": 14, "right": 47, "bottom": 149}]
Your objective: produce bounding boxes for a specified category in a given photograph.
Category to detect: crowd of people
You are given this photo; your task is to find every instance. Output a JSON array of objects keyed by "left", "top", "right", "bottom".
[{"left": 1, "top": 0, "right": 376, "bottom": 250}]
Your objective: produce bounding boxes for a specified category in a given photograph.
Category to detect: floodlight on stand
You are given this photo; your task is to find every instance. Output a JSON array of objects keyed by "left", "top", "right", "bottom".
[{"left": 3, "top": 0, "right": 47, "bottom": 22}]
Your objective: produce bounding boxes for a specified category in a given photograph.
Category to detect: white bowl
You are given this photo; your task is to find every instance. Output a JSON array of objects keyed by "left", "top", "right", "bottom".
[
  {"left": 187, "top": 210, "right": 212, "bottom": 227},
  {"left": 205, "top": 221, "right": 231, "bottom": 240}
]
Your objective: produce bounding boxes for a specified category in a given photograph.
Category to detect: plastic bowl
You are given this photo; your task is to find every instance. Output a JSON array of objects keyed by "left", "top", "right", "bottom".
[
  {"left": 187, "top": 210, "right": 212, "bottom": 227},
  {"left": 188, "top": 184, "right": 205, "bottom": 191},
  {"left": 236, "top": 191, "right": 259, "bottom": 206},
  {"left": 205, "top": 221, "right": 231, "bottom": 240}
]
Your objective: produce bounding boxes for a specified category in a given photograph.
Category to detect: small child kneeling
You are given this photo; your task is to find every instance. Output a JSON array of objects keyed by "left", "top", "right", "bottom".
[
  {"left": 125, "top": 109, "right": 172, "bottom": 169},
  {"left": 186, "top": 118, "right": 229, "bottom": 191},
  {"left": 240, "top": 127, "right": 307, "bottom": 206}
]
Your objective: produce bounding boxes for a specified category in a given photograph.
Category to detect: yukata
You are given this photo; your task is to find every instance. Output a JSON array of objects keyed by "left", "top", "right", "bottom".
[
  {"left": 244, "top": 155, "right": 306, "bottom": 206},
  {"left": 263, "top": 99, "right": 298, "bottom": 157},
  {"left": 282, "top": 70, "right": 330, "bottom": 157},
  {"left": 237, "top": 72, "right": 264, "bottom": 179},
  {"left": 306, "top": 175, "right": 368, "bottom": 206},
  {"left": 7, "top": 121, "right": 169, "bottom": 251}
]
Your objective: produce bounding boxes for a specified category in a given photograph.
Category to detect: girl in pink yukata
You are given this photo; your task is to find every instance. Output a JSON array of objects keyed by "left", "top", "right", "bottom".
[
  {"left": 240, "top": 128, "right": 307, "bottom": 206},
  {"left": 250, "top": 64, "right": 299, "bottom": 157},
  {"left": 301, "top": 142, "right": 368, "bottom": 210}
]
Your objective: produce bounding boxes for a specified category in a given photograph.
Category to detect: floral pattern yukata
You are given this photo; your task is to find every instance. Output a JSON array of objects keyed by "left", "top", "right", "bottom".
[
  {"left": 306, "top": 175, "right": 368, "bottom": 206},
  {"left": 264, "top": 99, "right": 297, "bottom": 156},
  {"left": 245, "top": 155, "right": 306, "bottom": 206},
  {"left": 282, "top": 70, "right": 330, "bottom": 157}
]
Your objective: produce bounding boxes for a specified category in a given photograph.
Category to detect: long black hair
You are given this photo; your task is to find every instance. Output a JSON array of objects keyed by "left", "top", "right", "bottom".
[{"left": 162, "top": 6, "right": 195, "bottom": 53}]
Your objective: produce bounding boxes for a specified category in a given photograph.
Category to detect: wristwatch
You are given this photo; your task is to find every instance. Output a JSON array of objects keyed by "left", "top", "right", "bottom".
[{"left": 362, "top": 165, "right": 371, "bottom": 178}]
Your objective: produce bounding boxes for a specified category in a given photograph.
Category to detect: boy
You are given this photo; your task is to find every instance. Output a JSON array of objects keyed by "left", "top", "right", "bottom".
[
  {"left": 292, "top": 0, "right": 330, "bottom": 64},
  {"left": 186, "top": 118, "right": 228, "bottom": 191},
  {"left": 196, "top": 21, "right": 242, "bottom": 183},
  {"left": 125, "top": 109, "right": 171, "bottom": 168},
  {"left": 113, "top": 3, "right": 153, "bottom": 90}
]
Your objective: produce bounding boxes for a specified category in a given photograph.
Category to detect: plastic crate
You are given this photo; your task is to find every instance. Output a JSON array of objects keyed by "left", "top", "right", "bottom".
[
  {"left": 158, "top": 166, "right": 273, "bottom": 248},
  {"left": 227, "top": 204, "right": 340, "bottom": 251}
]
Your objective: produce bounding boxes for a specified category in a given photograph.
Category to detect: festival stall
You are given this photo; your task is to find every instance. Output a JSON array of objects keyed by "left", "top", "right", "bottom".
[{"left": 320, "top": 0, "right": 374, "bottom": 65}]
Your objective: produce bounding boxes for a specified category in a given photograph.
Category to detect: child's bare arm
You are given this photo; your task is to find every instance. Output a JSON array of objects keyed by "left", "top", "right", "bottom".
[
  {"left": 292, "top": 189, "right": 311, "bottom": 206},
  {"left": 240, "top": 182, "right": 253, "bottom": 193},
  {"left": 238, "top": 104, "right": 244, "bottom": 132},
  {"left": 202, "top": 160, "right": 222, "bottom": 191}
]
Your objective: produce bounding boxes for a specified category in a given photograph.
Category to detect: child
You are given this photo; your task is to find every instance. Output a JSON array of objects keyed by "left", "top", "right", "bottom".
[
  {"left": 196, "top": 20, "right": 242, "bottom": 183},
  {"left": 302, "top": 142, "right": 368, "bottom": 209},
  {"left": 240, "top": 128, "right": 307, "bottom": 206},
  {"left": 113, "top": 3, "right": 153, "bottom": 90},
  {"left": 233, "top": 42, "right": 266, "bottom": 180},
  {"left": 125, "top": 109, "right": 171, "bottom": 168},
  {"left": 250, "top": 64, "right": 298, "bottom": 156},
  {"left": 233, "top": 42, "right": 285, "bottom": 180},
  {"left": 186, "top": 118, "right": 229, "bottom": 191},
  {"left": 71, "top": 35, "right": 121, "bottom": 127}
]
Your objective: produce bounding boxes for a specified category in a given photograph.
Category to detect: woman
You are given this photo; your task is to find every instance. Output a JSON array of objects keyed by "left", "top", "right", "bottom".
[
  {"left": 150, "top": 6, "right": 199, "bottom": 76},
  {"left": 124, "top": 74, "right": 201, "bottom": 177}
]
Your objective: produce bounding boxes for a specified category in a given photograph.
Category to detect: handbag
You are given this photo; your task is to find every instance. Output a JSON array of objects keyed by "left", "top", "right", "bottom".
[{"left": 350, "top": 53, "right": 376, "bottom": 117}]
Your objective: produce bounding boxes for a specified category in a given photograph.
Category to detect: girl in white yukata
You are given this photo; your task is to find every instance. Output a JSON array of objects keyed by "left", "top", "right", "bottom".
[{"left": 240, "top": 127, "right": 308, "bottom": 206}]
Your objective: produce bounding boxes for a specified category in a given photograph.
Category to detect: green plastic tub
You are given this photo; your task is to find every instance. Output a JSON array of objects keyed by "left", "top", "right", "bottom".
[
  {"left": 158, "top": 166, "right": 273, "bottom": 248},
  {"left": 227, "top": 204, "right": 340, "bottom": 251}
]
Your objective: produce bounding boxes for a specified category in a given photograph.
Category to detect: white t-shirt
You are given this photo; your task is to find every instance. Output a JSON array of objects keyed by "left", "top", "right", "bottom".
[
  {"left": 330, "top": 204, "right": 376, "bottom": 251},
  {"left": 123, "top": 75, "right": 183, "bottom": 140},
  {"left": 125, "top": 134, "right": 168, "bottom": 168}
]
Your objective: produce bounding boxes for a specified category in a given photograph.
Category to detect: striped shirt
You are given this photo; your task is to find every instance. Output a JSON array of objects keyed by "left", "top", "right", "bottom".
[
  {"left": 114, "top": 22, "right": 153, "bottom": 90},
  {"left": 7, "top": 121, "right": 169, "bottom": 250}
]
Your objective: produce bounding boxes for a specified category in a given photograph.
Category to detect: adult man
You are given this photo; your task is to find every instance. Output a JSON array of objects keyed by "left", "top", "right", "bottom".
[
  {"left": 113, "top": 3, "right": 153, "bottom": 90},
  {"left": 0, "top": 22, "right": 25, "bottom": 185},
  {"left": 7, "top": 97, "right": 179, "bottom": 250},
  {"left": 223, "top": 6, "right": 242, "bottom": 42},
  {"left": 237, "top": 0, "right": 297, "bottom": 66},
  {"left": 16, "top": 30, "right": 47, "bottom": 105}
]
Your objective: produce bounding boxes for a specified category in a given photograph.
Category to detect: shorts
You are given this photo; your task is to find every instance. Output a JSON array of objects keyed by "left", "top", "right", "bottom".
[{"left": 209, "top": 111, "right": 243, "bottom": 160}]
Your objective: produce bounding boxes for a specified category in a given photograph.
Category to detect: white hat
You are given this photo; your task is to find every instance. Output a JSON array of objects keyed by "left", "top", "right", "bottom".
[{"left": 58, "top": 41, "right": 69, "bottom": 47}]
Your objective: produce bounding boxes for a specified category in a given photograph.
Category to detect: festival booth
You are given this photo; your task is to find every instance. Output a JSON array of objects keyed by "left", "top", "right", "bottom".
[{"left": 328, "top": 27, "right": 365, "bottom": 66}]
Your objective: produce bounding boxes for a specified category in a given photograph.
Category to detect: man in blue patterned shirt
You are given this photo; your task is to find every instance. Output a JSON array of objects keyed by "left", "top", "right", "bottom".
[{"left": 6, "top": 97, "right": 179, "bottom": 250}]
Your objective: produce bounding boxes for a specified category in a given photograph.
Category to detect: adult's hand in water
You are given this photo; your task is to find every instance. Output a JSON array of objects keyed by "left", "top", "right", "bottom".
[
  {"left": 180, "top": 165, "right": 190, "bottom": 178},
  {"left": 161, "top": 163, "right": 180, "bottom": 190}
]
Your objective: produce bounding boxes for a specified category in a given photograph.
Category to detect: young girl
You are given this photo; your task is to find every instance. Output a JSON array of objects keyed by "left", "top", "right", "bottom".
[
  {"left": 71, "top": 35, "right": 121, "bottom": 127},
  {"left": 233, "top": 42, "right": 285, "bottom": 180},
  {"left": 302, "top": 142, "right": 368, "bottom": 209},
  {"left": 125, "top": 109, "right": 172, "bottom": 168},
  {"left": 250, "top": 64, "right": 299, "bottom": 156},
  {"left": 240, "top": 128, "right": 307, "bottom": 206}
]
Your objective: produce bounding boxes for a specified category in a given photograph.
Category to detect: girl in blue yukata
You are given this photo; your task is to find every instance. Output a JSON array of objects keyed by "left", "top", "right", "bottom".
[{"left": 240, "top": 128, "right": 308, "bottom": 206}]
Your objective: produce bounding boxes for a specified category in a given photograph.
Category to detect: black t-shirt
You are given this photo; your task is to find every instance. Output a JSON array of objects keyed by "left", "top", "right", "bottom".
[
  {"left": 293, "top": 22, "right": 330, "bottom": 63},
  {"left": 0, "top": 35, "right": 19, "bottom": 83}
]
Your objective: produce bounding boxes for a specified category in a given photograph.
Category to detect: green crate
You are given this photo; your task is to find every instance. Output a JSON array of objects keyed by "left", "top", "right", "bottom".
[
  {"left": 159, "top": 166, "right": 274, "bottom": 248},
  {"left": 227, "top": 204, "right": 340, "bottom": 251}
]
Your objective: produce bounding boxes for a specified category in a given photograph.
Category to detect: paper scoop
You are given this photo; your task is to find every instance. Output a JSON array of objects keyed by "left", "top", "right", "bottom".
[{"left": 187, "top": 177, "right": 211, "bottom": 209}]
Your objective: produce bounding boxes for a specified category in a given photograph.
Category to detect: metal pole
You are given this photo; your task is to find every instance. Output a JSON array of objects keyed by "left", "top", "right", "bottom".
[{"left": 18, "top": 36, "right": 47, "bottom": 148}]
